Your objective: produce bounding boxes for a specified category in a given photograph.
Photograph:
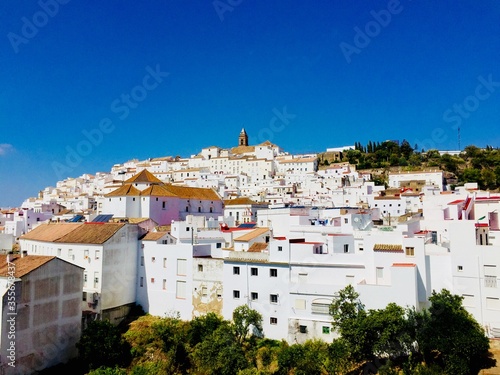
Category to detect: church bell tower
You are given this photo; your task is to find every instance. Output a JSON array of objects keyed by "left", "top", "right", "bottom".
[{"left": 238, "top": 128, "right": 248, "bottom": 146}]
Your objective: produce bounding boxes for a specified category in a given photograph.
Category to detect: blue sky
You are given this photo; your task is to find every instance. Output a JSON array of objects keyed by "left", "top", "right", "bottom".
[{"left": 1, "top": 1, "right": 499, "bottom": 207}]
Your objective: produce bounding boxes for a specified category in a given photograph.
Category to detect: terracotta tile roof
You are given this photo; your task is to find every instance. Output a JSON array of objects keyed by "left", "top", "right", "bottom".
[
  {"left": 142, "top": 232, "right": 168, "bottom": 241},
  {"left": 21, "top": 223, "right": 125, "bottom": 244},
  {"left": 0, "top": 255, "right": 55, "bottom": 278},
  {"left": 373, "top": 244, "right": 403, "bottom": 252},
  {"left": 20, "top": 223, "right": 81, "bottom": 242},
  {"left": 231, "top": 145, "right": 255, "bottom": 154},
  {"left": 140, "top": 185, "right": 177, "bottom": 197},
  {"left": 234, "top": 227, "right": 270, "bottom": 242},
  {"left": 56, "top": 223, "right": 125, "bottom": 244},
  {"left": 163, "top": 185, "right": 221, "bottom": 201},
  {"left": 105, "top": 184, "right": 141, "bottom": 197},
  {"left": 248, "top": 243, "right": 268, "bottom": 252},
  {"left": 124, "top": 169, "right": 162, "bottom": 184},
  {"left": 224, "top": 197, "right": 266, "bottom": 206}
]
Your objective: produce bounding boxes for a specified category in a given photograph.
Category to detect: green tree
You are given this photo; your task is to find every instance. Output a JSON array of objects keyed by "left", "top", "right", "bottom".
[
  {"left": 77, "top": 320, "right": 130, "bottom": 371},
  {"left": 411, "top": 289, "right": 492, "bottom": 375},
  {"left": 187, "top": 312, "right": 227, "bottom": 347},
  {"left": 191, "top": 325, "right": 249, "bottom": 375},
  {"left": 88, "top": 366, "right": 127, "bottom": 375},
  {"left": 233, "top": 305, "right": 263, "bottom": 343}
]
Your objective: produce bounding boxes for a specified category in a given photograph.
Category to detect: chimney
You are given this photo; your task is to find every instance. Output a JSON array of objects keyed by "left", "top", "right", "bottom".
[{"left": 21, "top": 250, "right": 27, "bottom": 258}]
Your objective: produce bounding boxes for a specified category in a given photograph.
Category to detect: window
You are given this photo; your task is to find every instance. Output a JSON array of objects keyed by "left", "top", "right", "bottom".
[
  {"left": 270, "top": 317, "right": 278, "bottom": 325},
  {"left": 251, "top": 267, "right": 258, "bottom": 276},
  {"left": 83, "top": 273, "right": 88, "bottom": 287},
  {"left": 233, "top": 266, "right": 240, "bottom": 275},
  {"left": 162, "top": 279, "right": 166, "bottom": 290},
  {"left": 176, "top": 281, "right": 186, "bottom": 299},
  {"left": 84, "top": 249, "right": 89, "bottom": 259},
  {"left": 376, "top": 267, "right": 384, "bottom": 279},
  {"left": 57, "top": 248, "right": 61, "bottom": 256},
  {"left": 462, "top": 294, "right": 474, "bottom": 307},
  {"left": 198, "top": 264, "right": 203, "bottom": 272},
  {"left": 177, "top": 259, "right": 187, "bottom": 275},
  {"left": 140, "top": 256, "right": 144, "bottom": 266},
  {"left": 298, "top": 273, "right": 308, "bottom": 283},
  {"left": 343, "top": 244, "right": 349, "bottom": 253},
  {"left": 202, "top": 287, "right": 208, "bottom": 297},
  {"left": 311, "top": 302, "right": 330, "bottom": 315},
  {"left": 216, "top": 242, "right": 222, "bottom": 248},
  {"left": 140, "top": 277, "right": 144, "bottom": 287},
  {"left": 458, "top": 265, "right": 463, "bottom": 271},
  {"left": 251, "top": 292, "right": 258, "bottom": 301},
  {"left": 359, "top": 246, "right": 364, "bottom": 252},
  {"left": 68, "top": 249, "right": 74, "bottom": 259},
  {"left": 278, "top": 246, "right": 283, "bottom": 252},
  {"left": 299, "top": 325, "right": 308, "bottom": 333},
  {"left": 216, "top": 288, "right": 222, "bottom": 298},
  {"left": 82, "top": 292, "right": 87, "bottom": 301},
  {"left": 151, "top": 257, "right": 156, "bottom": 263},
  {"left": 270, "top": 268, "right": 277, "bottom": 277},
  {"left": 233, "top": 290, "right": 240, "bottom": 299},
  {"left": 198, "top": 207, "right": 201, "bottom": 212},
  {"left": 150, "top": 278, "right": 155, "bottom": 283},
  {"left": 186, "top": 206, "right": 189, "bottom": 212},
  {"left": 270, "top": 294, "right": 278, "bottom": 304},
  {"left": 94, "top": 272, "right": 99, "bottom": 288},
  {"left": 162, "top": 201, "right": 166, "bottom": 209},
  {"left": 322, "top": 326, "right": 330, "bottom": 334},
  {"left": 163, "top": 258, "right": 167, "bottom": 268},
  {"left": 344, "top": 218, "right": 348, "bottom": 224},
  {"left": 405, "top": 247, "right": 415, "bottom": 257},
  {"left": 95, "top": 250, "right": 100, "bottom": 260}
]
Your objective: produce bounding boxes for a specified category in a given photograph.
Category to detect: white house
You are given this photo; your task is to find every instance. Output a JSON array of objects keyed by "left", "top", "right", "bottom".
[{"left": 20, "top": 222, "right": 141, "bottom": 324}]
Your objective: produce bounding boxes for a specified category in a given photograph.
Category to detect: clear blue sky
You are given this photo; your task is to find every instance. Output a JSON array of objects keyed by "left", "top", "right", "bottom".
[{"left": 1, "top": 1, "right": 499, "bottom": 207}]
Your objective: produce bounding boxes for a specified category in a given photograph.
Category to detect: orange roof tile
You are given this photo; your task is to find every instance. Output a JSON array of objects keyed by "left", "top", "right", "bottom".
[
  {"left": 224, "top": 197, "right": 266, "bottom": 206},
  {"left": 234, "top": 227, "right": 270, "bottom": 242},
  {"left": 20, "top": 223, "right": 81, "bottom": 242},
  {"left": 56, "top": 223, "right": 125, "bottom": 244},
  {"left": 142, "top": 232, "right": 168, "bottom": 241},
  {"left": 140, "top": 185, "right": 178, "bottom": 197},
  {"left": 248, "top": 243, "right": 268, "bottom": 252},
  {"left": 0, "top": 255, "right": 55, "bottom": 278},
  {"left": 105, "top": 184, "right": 141, "bottom": 197},
  {"left": 373, "top": 244, "right": 403, "bottom": 252},
  {"left": 163, "top": 185, "right": 221, "bottom": 201},
  {"left": 124, "top": 169, "right": 162, "bottom": 184}
]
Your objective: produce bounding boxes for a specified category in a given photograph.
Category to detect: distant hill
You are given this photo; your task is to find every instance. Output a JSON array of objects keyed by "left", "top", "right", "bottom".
[{"left": 318, "top": 142, "right": 500, "bottom": 190}]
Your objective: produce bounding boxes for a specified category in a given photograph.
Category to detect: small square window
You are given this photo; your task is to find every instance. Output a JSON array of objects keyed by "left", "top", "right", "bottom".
[
  {"left": 233, "top": 290, "right": 240, "bottom": 299},
  {"left": 233, "top": 266, "right": 240, "bottom": 275},
  {"left": 151, "top": 278, "right": 155, "bottom": 283},
  {"left": 270, "top": 269, "right": 277, "bottom": 277},
  {"left": 270, "top": 317, "right": 278, "bottom": 325},
  {"left": 458, "top": 265, "right": 463, "bottom": 271},
  {"left": 251, "top": 267, "right": 258, "bottom": 276},
  {"left": 216, "top": 242, "right": 222, "bottom": 248},
  {"left": 322, "top": 326, "right": 330, "bottom": 334},
  {"left": 151, "top": 257, "right": 155, "bottom": 263},
  {"left": 251, "top": 292, "right": 258, "bottom": 301},
  {"left": 198, "top": 264, "right": 203, "bottom": 272},
  {"left": 278, "top": 246, "right": 283, "bottom": 252},
  {"left": 299, "top": 325, "right": 308, "bottom": 334},
  {"left": 270, "top": 294, "right": 278, "bottom": 304}
]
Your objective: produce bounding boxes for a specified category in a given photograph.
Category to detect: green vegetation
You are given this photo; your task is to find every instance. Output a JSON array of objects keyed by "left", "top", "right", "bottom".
[
  {"left": 70, "top": 291, "right": 495, "bottom": 375},
  {"left": 318, "top": 141, "right": 500, "bottom": 190}
]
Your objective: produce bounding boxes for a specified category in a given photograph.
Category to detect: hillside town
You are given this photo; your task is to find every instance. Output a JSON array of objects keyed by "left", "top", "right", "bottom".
[{"left": 1, "top": 130, "right": 499, "bottom": 373}]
